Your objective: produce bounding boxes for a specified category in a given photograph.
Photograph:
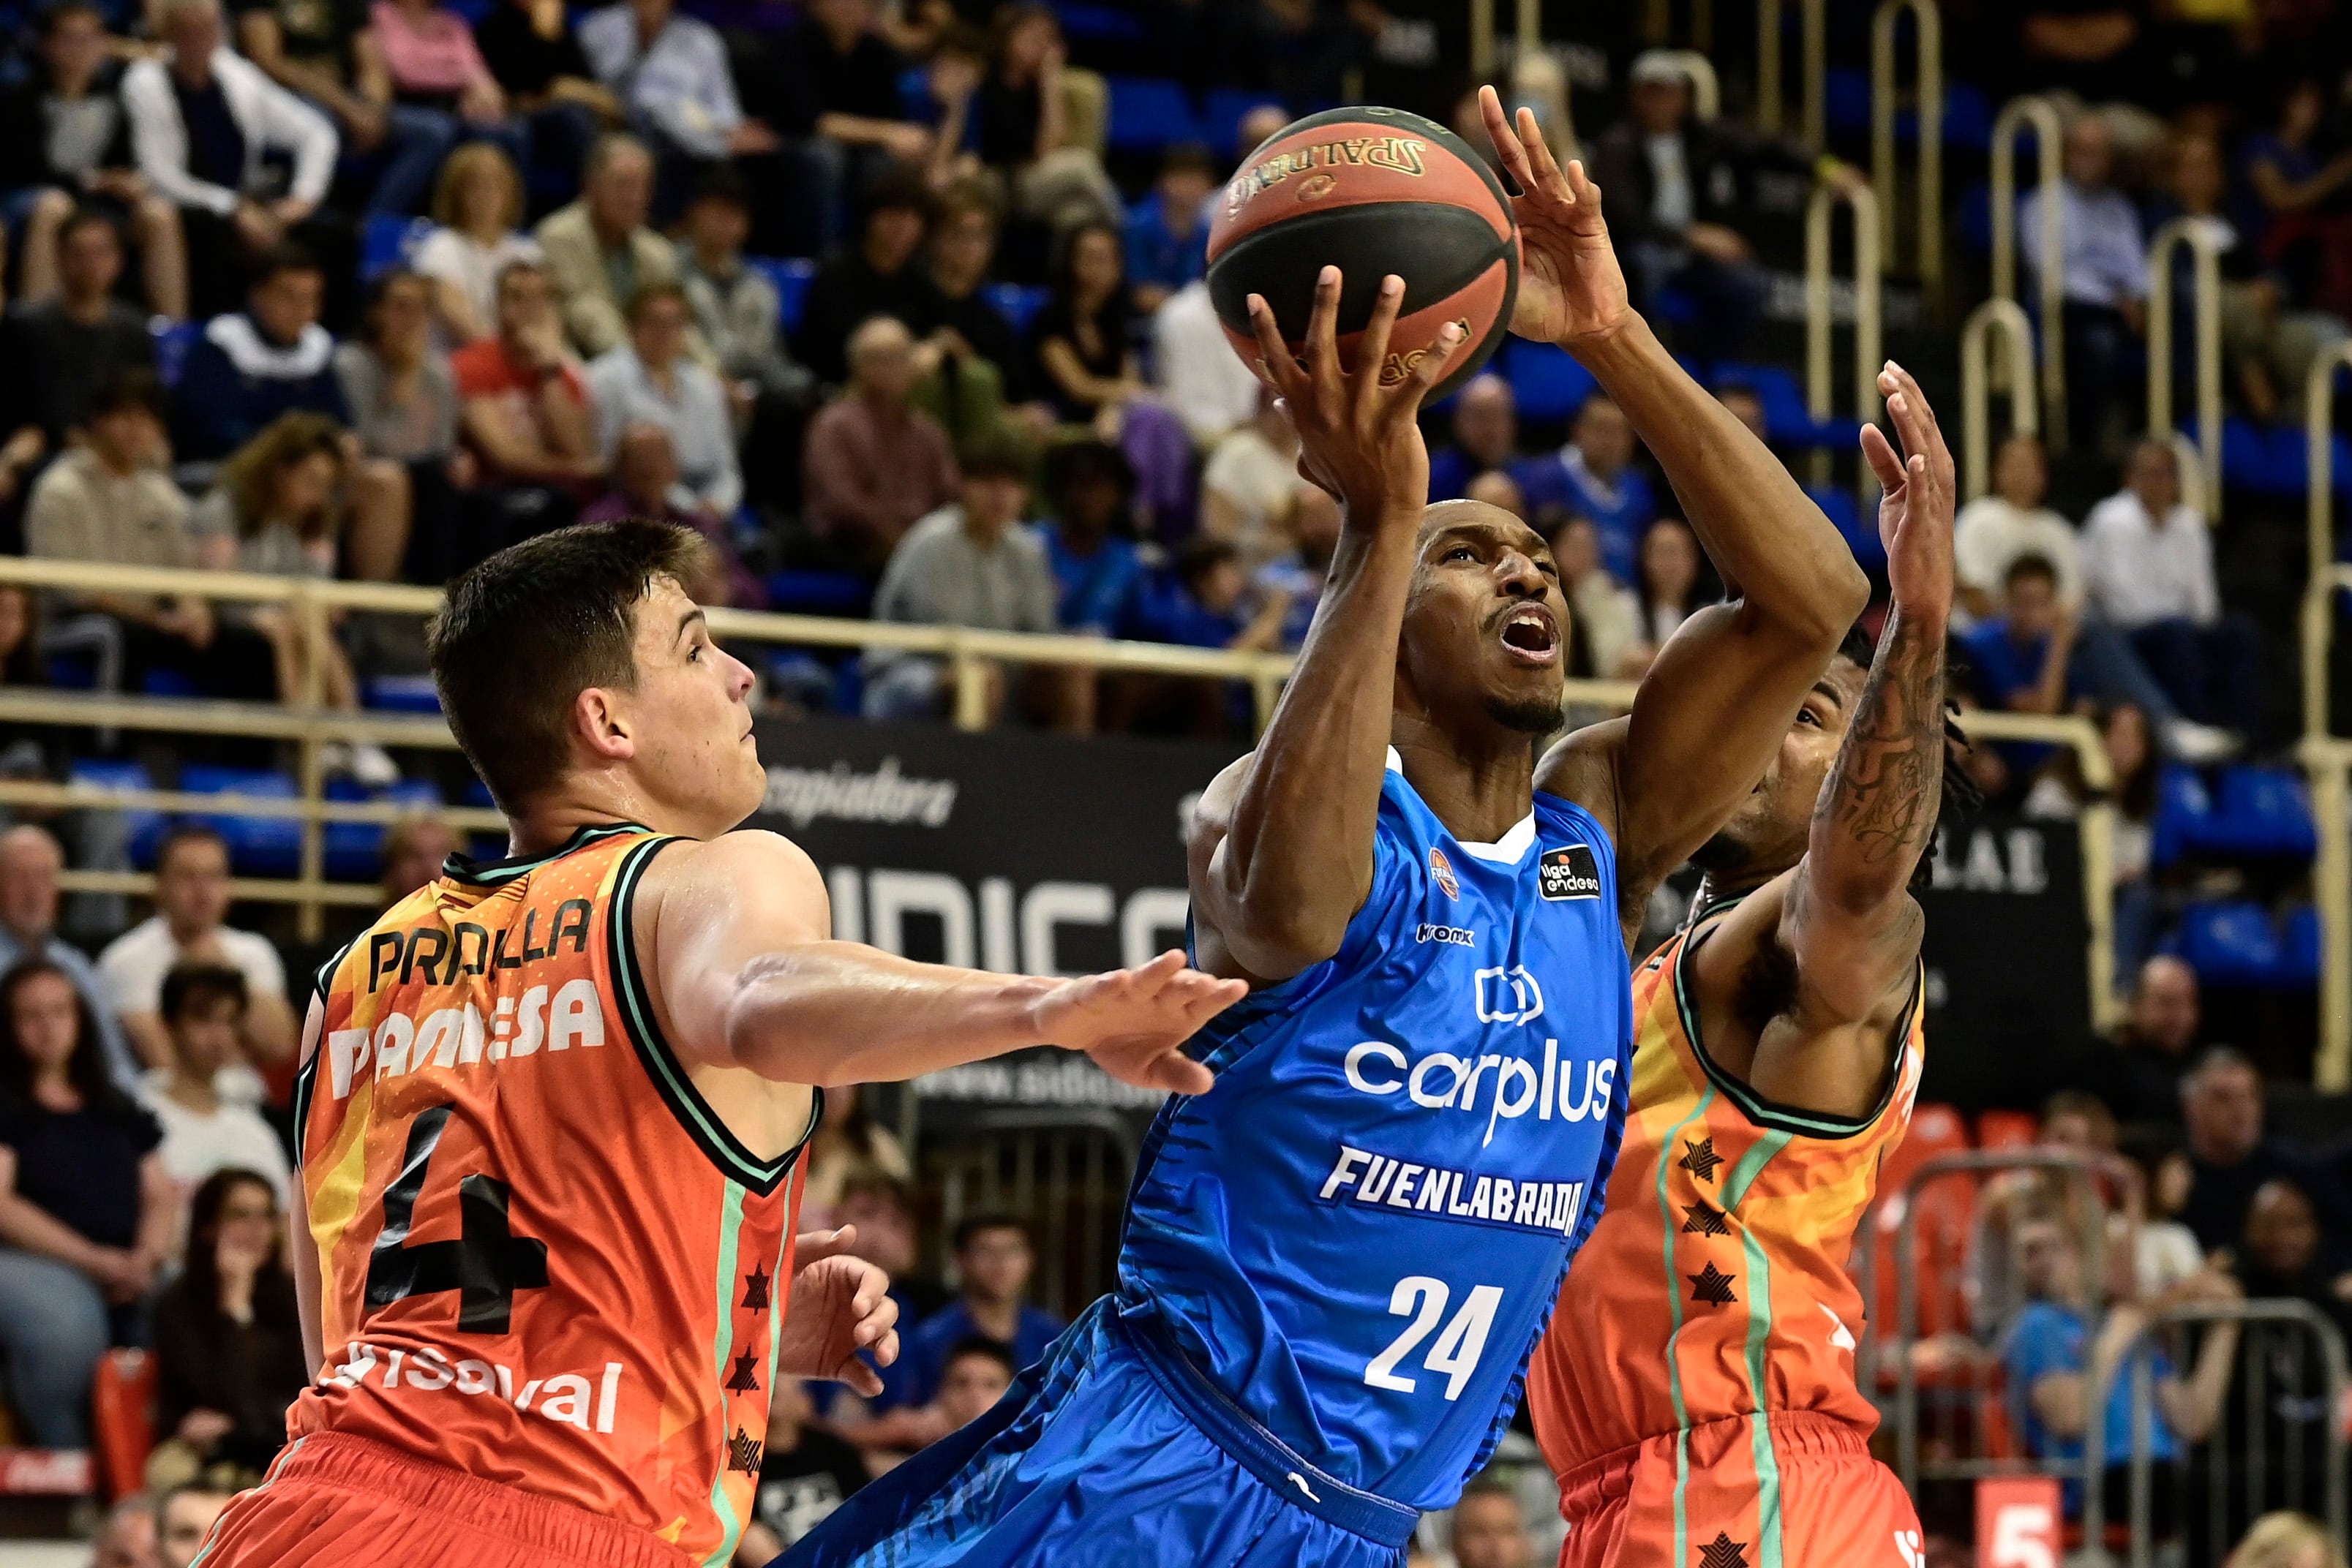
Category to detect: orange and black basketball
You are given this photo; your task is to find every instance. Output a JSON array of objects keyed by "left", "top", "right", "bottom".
[{"left": 1206, "top": 105, "right": 1519, "bottom": 402}]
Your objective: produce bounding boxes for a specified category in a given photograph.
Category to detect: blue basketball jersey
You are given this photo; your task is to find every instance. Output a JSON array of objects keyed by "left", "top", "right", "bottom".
[{"left": 1121, "top": 753, "right": 1634, "bottom": 1510}]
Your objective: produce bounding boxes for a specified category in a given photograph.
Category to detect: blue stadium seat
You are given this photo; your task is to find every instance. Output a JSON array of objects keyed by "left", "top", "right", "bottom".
[
  {"left": 1958, "top": 180, "right": 1992, "bottom": 257},
  {"left": 765, "top": 570, "right": 871, "bottom": 617},
  {"left": 2173, "top": 900, "right": 2285, "bottom": 988},
  {"left": 361, "top": 214, "right": 434, "bottom": 279},
  {"left": 984, "top": 282, "right": 1052, "bottom": 335},
  {"left": 1709, "top": 363, "right": 1855, "bottom": 449},
  {"left": 2280, "top": 905, "right": 2323, "bottom": 987},
  {"left": 752, "top": 257, "right": 819, "bottom": 336},
  {"left": 2151, "top": 763, "right": 2212, "bottom": 867},
  {"left": 1107, "top": 77, "right": 1203, "bottom": 151},
  {"left": 1503, "top": 339, "right": 1597, "bottom": 423},
  {"left": 140, "top": 668, "right": 199, "bottom": 698},
  {"left": 1826, "top": 67, "right": 1871, "bottom": 136},
  {"left": 1807, "top": 483, "right": 1885, "bottom": 573},
  {"left": 1054, "top": 1, "right": 1147, "bottom": 41},
  {"left": 1204, "top": 87, "right": 1285, "bottom": 154},
  {"left": 173, "top": 764, "right": 302, "bottom": 877},
  {"left": 2192, "top": 764, "right": 2319, "bottom": 859},
  {"left": 362, "top": 674, "right": 443, "bottom": 713},
  {"left": 151, "top": 320, "right": 201, "bottom": 389},
  {"left": 70, "top": 759, "right": 163, "bottom": 867},
  {"left": 323, "top": 777, "right": 444, "bottom": 882},
  {"left": 1928, "top": 82, "right": 1994, "bottom": 153},
  {"left": 767, "top": 652, "right": 841, "bottom": 715}
]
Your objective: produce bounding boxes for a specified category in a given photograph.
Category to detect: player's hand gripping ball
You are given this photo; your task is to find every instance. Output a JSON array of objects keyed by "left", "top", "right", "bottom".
[{"left": 1206, "top": 105, "right": 1521, "bottom": 403}]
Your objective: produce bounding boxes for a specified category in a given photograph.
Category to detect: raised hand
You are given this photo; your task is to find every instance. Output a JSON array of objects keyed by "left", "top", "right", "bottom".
[
  {"left": 1478, "top": 85, "right": 1631, "bottom": 350},
  {"left": 1028, "top": 950, "right": 1247, "bottom": 1095},
  {"left": 1860, "top": 362, "right": 1955, "bottom": 622},
  {"left": 1245, "top": 266, "right": 1461, "bottom": 519},
  {"left": 775, "top": 1225, "right": 900, "bottom": 1396}
]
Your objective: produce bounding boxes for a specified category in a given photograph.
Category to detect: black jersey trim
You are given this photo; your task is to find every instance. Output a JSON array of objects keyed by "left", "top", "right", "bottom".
[
  {"left": 606, "top": 834, "right": 820, "bottom": 1196},
  {"left": 1668, "top": 910, "right": 1918, "bottom": 1142},
  {"left": 440, "top": 821, "right": 651, "bottom": 888}
]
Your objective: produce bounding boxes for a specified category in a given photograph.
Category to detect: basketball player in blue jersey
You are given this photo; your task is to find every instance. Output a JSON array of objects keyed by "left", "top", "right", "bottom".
[{"left": 784, "top": 93, "right": 1871, "bottom": 1568}]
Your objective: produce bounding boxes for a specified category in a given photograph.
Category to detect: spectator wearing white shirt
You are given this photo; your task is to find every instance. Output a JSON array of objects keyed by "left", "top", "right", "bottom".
[
  {"left": 138, "top": 965, "right": 291, "bottom": 1209},
  {"left": 2018, "top": 116, "right": 2148, "bottom": 447},
  {"left": 2081, "top": 440, "right": 2262, "bottom": 736},
  {"left": 97, "top": 825, "right": 296, "bottom": 1075},
  {"left": 122, "top": 0, "right": 338, "bottom": 317},
  {"left": 1151, "top": 279, "right": 1258, "bottom": 447},
  {"left": 411, "top": 141, "right": 543, "bottom": 344},
  {"left": 0, "top": 826, "right": 137, "bottom": 1093},
  {"left": 1200, "top": 388, "right": 1301, "bottom": 571},
  {"left": 586, "top": 282, "right": 740, "bottom": 518},
  {"left": 1955, "top": 434, "right": 2084, "bottom": 623}
]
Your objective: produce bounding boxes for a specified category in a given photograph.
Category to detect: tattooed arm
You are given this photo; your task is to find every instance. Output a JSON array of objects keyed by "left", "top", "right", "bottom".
[{"left": 1686, "top": 376, "right": 1955, "bottom": 1120}]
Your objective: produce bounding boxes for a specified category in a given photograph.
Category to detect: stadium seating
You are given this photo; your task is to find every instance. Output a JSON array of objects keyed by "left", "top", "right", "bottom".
[
  {"left": 323, "top": 776, "right": 446, "bottom": 881},
  {"left": 2171, "top": 900, "right": 2289, "bottom": 988},
  {"left": 1106, "top": 77, "right": 1203, "bottom": 150},
  {"left": 755, "top": 257, "right": 819, "bottom": 337},
  {"left": 1975, "top": 1109, "right": 2039, "bottom": 1150},
  {"left": 2193, "top": 765, "right": 2319, "bottom": 859},
  {"left": 1500, "top": 338, "right": 1597, "bottom": 423},
  {"left": 169, "top": 764, "right": 304, "bottom": 877},
  {"left": 90, "top": 1349, "right": 154, "bottom": 1503}
]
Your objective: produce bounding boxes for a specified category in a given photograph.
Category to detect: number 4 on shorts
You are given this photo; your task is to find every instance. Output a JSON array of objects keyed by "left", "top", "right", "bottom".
[
  {"left": 366, "top": 1102, "right": 550, "bottom": 1333},
  {"left": 1363, "top": 1276, "right": 1504, "bottom": 1401}
]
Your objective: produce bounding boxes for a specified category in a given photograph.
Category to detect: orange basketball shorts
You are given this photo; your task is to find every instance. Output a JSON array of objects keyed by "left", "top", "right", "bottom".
[
  {"left": 191, "top": 1431, "right": 694, "bottom": 1568},
  {"left": 1554, "top": 1411, "right": 1923, "bottom": 1568}
]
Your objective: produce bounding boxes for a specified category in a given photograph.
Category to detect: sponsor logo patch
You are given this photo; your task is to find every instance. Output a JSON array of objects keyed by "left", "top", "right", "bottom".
[{"left": 1539, "top": 844, "right": 1602, "bottom": 901}]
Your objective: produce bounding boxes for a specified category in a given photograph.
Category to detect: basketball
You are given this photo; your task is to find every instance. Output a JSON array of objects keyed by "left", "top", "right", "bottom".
[{"left": 1205, "top": 105, "right": 1521, "bottom": 404}]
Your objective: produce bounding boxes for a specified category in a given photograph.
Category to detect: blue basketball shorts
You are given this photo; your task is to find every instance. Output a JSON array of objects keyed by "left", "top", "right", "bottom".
[{"left": 774, "top": 1297, "right": 1419, "bottom": 1568}]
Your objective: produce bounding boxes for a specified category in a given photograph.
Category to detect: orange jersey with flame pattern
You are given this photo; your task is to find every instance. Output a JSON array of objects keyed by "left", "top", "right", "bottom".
[
  {"left": 1529, "top": 900, "right": 1924, "bottom": 1478},
  {"left": 289, "top": 823, "right": 814, "bottom": 1567}
]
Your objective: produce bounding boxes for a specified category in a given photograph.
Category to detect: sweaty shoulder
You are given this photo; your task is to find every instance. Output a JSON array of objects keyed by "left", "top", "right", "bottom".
[{"left": 634, "top": 830, "right": 832, "bottom": 959}]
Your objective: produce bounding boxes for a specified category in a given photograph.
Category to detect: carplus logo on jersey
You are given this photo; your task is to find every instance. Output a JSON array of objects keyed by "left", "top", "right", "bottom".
[{"left": 1342, "top": 1034, "right": 1617, "bottom": 1147}]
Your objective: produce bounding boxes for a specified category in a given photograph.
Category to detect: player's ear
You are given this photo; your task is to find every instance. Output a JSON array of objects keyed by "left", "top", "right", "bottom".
[{"left": 574, "top": 685, "right": 637, "bottom": 764}]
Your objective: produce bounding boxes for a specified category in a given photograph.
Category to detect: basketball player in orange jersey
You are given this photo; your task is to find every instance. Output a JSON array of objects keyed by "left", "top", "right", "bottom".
[
  {"left": 192, "top": 521, "right": 1246, "bottom": 1568},
  {"left": 1521, "top": 318, "right": 1961, "bottom": 1568}
]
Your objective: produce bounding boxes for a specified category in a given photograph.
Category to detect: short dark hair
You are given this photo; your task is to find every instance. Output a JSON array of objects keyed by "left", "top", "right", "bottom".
[
  {"left": 156, "top": 821, "right": 228, "bottom": 872},
  {"left": 58, "top": 203, "right": 121, "bottom": 252},
  {"left": 952, "top": 1212, "right": 1028, "bottom": 1253},
  {"left": 959, "top": 430, "right": 1033, "bottom": 483},
  {"left": 837, "top": 1166, "right": 914, "bottom": 1213},
  {"left": 162, "top": 962, "right": 247, "bottom": 1025},
  {"left": 864, "top": 165, "right": 935, "bottom": 225},
  {"left": 1161, "top": 141, "right": 1217, "bottom": 178},
  {"left": 89, "top": 366, "right": 168, "bottom": 424},
  {"left": 2005, "top": 552, "right": 2059, "bottom": 589},
  {"left": 249, "top": 242, "right": 323, "bottom": 289},
  {"left": 940, "top": 1335, "right": 1018, "bottom": 1380},
  {"left": 2185, "top": 1044, "right": 2257, "bottom": 1087},
  {"left": 42, "top": 0, "right": 105, "bottom": 32},
  {"left": 1175, "top": 537, "right": 1238, "bottom": 592},
  {"left": 623, "top": 280, "right": 690, "bottom": 325},
  {"left": 687, "top": 162, "right": 750, "bottom": 211},
  {"left": 428, "top": 520, "right": 707, "bottom": 814}
]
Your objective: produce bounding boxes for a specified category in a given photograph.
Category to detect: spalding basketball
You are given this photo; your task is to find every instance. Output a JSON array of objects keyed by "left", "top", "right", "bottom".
[{"left": 1206, "top": 105, "right": 1519, "bottom": 403}]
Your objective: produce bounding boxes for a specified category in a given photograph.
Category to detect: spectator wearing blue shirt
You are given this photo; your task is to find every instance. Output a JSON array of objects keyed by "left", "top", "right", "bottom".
[
  {"left": 2018, "top": 116, "right": 2147, "bottom": 449},
  {"left": 903, "top": 1215, "right": 1064, "bottom": 1405},
  {"left": 1999, "top": 1215, "right": 2239, "bottom": 1526},
  {"left": 1253, "top": 481, "right": 1340, "bottom": 651},
  {"left": 1959, "top": 554, "right": 2078, "bottom": 778},
  {"left": 1520, "top": 395, "right": 1655, "bottom": 581},
  {"left": 1125, "top": 143, "right": 1216, "bottom": 314},
  {"left": 1427, "top": 373, "right": 1534, "bottom": 504},
  {"left": 1041, "top": 440, "right": 1146, "bottom": 636}
]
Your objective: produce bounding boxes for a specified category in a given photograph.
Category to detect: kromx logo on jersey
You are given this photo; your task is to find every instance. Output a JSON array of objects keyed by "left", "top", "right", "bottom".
[{"left": 1474, "top": 966, "right": 1544, "bottom": 1025}]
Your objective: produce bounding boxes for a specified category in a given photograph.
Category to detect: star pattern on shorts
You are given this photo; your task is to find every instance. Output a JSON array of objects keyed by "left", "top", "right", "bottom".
[
  {"left": 726, "top": 1426, "right": 763, "bottom": 1474},
  {"left": 1688, "top": 1262, "right": 1738, "bottom": 1307},
  {"left": 1679, "top": 1137, "right": 1723, "bottom": 1183},
  {"left": 1680, "top": 1200, "right": 1730, "bottom": 1237},
  {"left": 725, "top": 1349, "right": 761, "bottom": 1394},
  {"left": 1696, "top": 1532, "right": 1749, "bottom": 1568},
  {"left": 741, "top": 1263, "right": 771, "bottom": 1313}
]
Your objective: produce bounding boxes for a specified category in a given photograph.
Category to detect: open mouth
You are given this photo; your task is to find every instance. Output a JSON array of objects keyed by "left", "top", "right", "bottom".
[{"left": 1498, "top": 605, "right": 1560, "bottom": 666}]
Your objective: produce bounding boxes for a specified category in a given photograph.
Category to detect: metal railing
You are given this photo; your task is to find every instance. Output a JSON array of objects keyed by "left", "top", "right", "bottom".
[
  {"left": 0, "top": 561, "right": 2116, "bottom": 1015},
  {"left": 1467, "top": 0, "right": 1544, "bottom": 80},
  {"left": 923, "top": 1107, "right": 1137, "bottom": 1322},
  {"left": 1808, "top": 179, "right": 1886, "bottom": 494},
  {"left": 1871, "top": 0, "right": 1944, "bottom": 298},
  {"left": 2114, "top": 1300, "right": 2349, "bottom": 1566},
  {"left": 1991, "top": 95, "right": 2069, "bottom": 451},
  {"left": 2298, "top": 342, "right": 2352, "bottom": 1090},
  {"left": 1959, "top": 298, "right": 2040, "bottom": 502},
  {"left": 1758, "top": 0, "right": 1827, "bottom": 150},
  {"left": 2147, "top": 217, "right": 2226, "bottom": 521}
]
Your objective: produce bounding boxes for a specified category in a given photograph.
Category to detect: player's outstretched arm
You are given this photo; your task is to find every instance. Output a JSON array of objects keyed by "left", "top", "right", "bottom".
[
  {"left": 1779, "top": 368, "right": 1955, "bottom": 1021},
  {"left": 1482, "top": 87, "right": 1869, "bottom": 931},
  {"left": 1190, "top": 268, "right": 1461, "bottom": 983},
  {"left": 644, "top": 831, "right": 1242, "bottom": 1093}
]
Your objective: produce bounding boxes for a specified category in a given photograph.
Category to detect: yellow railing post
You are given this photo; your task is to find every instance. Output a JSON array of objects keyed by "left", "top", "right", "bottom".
[
  {"left": 1801, "top": 0, "right": 1825, "bottom": 150},
  {"left": 1757, "top": 0, "right": 1822, "bottom": 143},
  {"left": 293, "top": 581, "right": 329, "bottom": 942},
  {"left": 2304, "top": 345, "right": 2352, "bottom": 740},
  {"left": 1517, "top": 0, "right": 1539, "bottom": 57},
  {"left": 2147, "top": 217, "right": 2225, "bottom": 521},
  {"left": 2304, "top": 345, "right": 2352, "bottom": 1086},
  {"left": 1870, "top": 0, "right": 1942, "bottom": 298},
  {"left": 1991, "top": 95, "right": 2067, "bottom": 450},
  {"left": 1471, "top": 0, "right": 1495, "bottom": 77},
  {"left": 1759, "top": 0, "right": 1784, "bottom": 132},
  {"left": 1807, "top": 180, "right": 1885, "bottom": 491},
  {"left": 1959, "top": 298, "right": 2039, "bottom": 500}
]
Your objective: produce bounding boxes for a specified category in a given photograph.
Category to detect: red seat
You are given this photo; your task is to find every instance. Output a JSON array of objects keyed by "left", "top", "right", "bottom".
[
  {"left": 1868, "top": 1104, "right": 1977, "bottom": 1358},
  {"left": 1976, "top": 1109, "right": 2039, "bottom": 1151},
  {"left": 91, "top": 1349, "right": 155, "bottom": 1501}
]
